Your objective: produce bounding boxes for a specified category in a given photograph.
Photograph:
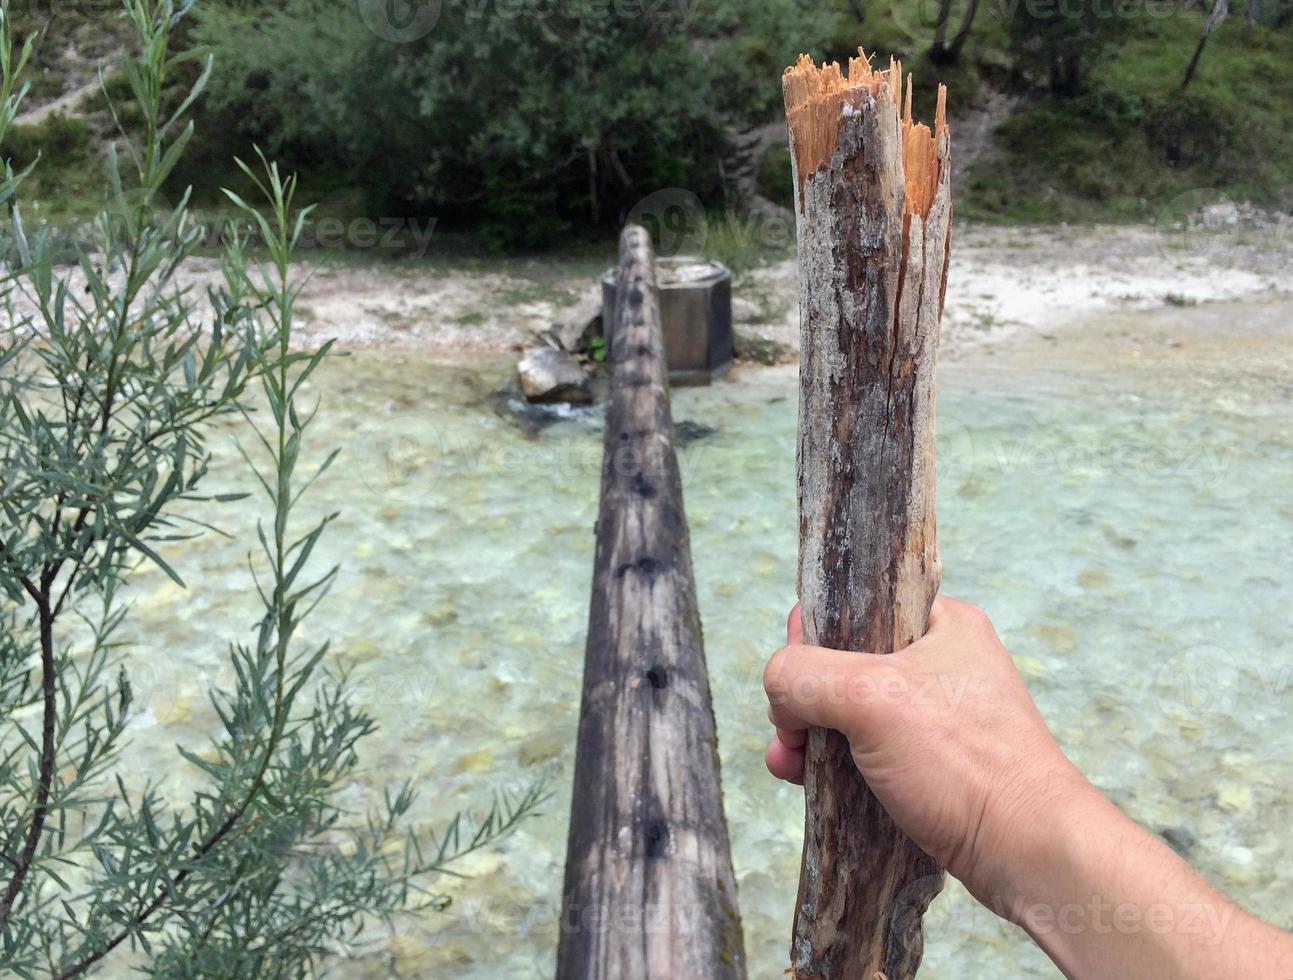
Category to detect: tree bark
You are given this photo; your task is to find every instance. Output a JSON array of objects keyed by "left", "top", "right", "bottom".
[
  {"left": 930, "top": 0, "right": 955, "bottom": 56},
  {"left": 930, "top": 0, "right": 981, "bottom": 65},
  {"left": 1181, "top": 0, "right": 1230, "bottom": 90},
  {"left": 556, "top": 225, "right": 746, "bottom": 980},
  {"left": 781, "top": 54, "right": 954, "bottom": 980},
  {"left": 946, "top": 0, "right": 983, "bottom": 61}
]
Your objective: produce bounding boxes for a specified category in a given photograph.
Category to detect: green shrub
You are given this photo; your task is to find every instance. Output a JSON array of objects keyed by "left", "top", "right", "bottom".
[
  {"left": 758, "top": 144, "right": 795, "bottom": 211},
  {"left": 190, "top": 0, "right": 831, "bottom": 249},
  {"left": 0, "top": 3, "right": 545, "bottom": 975},
  {"left": 3, "top": 111, "right": 89, "bottom": 170},
  {"left": 1144, "top": 92, "right": 1240, "bottom": 174}
]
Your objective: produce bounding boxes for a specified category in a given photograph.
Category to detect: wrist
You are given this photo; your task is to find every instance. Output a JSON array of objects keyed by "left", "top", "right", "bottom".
[{"left": 962, "top": 754, "right": 1107, "bottom": 918}]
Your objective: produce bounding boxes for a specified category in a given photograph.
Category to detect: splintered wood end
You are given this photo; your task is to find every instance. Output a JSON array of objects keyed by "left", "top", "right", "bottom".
[{"left": 782, "top": 50, "right": 950, "bottom": 220}]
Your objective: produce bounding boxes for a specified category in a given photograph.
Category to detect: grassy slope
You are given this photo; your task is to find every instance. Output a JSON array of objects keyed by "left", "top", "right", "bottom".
[
  {"left": 11, "top": 7, "right": 134, "bottom": 107},
  {"left": 963, "top": 15, "right": 1293, "bottom": 223},
  {"left": 4, "top": 7, "right": 136, "bottom": 224},
  {"left": 762, "top": 3, "right": 1293, "bottom": 226}
]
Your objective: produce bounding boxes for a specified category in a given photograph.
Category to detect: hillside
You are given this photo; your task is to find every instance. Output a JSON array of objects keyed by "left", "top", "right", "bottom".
[{"left": 5, "top": 0, "right": 1292, "bottom": 250}]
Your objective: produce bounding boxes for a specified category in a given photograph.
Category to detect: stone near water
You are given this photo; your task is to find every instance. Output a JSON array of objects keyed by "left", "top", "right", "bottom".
[
  {"left": 674, "top": 419, "right": 718, "bottom": 446},
  {"left": 516, "top": 346, "right": 592, "bottom": 404},
  {"left": 539, "top": 287, "right": 603, "bottom": 354},
  {"left": 732, "top": 295, "right": 761, "bottom": 323}
]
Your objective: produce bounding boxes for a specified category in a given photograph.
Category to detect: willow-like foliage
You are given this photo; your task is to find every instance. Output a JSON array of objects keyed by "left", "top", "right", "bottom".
[{"left": 0, "top": 2, "right": 545, "bottom": 976}]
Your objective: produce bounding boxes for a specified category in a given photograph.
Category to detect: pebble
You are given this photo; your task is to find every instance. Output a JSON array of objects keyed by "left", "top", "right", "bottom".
[
  {"left": 1013, "top": 654, "right": 1048, "bottom": 679},
  {"left": 1033, "top": 621, "right": 1077, "bottom": 654},
  {"left": 456, "top": 748, "right": 495, "bottom": 774},
  {"left": 1216, "top": 783, "right": 1254, "bottom": 812},
  {"left": 1076, "top": 567, "right": 1110, "bottom": 590},
  {"left": 1159, "top": 825, "right": 1198, "bottom": 855}
]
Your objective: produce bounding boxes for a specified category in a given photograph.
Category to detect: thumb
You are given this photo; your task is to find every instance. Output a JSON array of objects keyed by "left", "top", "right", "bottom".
[{"left": 763, "top": 643, "right": 899, "bottom": 738}]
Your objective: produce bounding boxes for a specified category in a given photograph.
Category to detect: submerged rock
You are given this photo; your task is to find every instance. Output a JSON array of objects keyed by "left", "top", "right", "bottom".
[
  {"left": 675, "top": 419, "right": 717, "bottom": 446},
  {"left": 1160, "top": 825, "right": 1198, "bottom": 856},
  {"left": 517, "top": 346, "right": 592, "bottom": 404},
  {"left": 491, "top": 383, "right": 601, "bottom": 434}
]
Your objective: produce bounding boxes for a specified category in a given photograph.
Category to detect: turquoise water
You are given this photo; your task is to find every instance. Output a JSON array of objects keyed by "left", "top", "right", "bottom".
[{"left": 112, "top": 309, "right": 1293, "bottom": 978}]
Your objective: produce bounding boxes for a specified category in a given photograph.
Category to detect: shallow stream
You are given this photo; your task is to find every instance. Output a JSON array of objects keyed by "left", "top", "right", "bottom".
[{"left": 113, "top": 298, "right": 1293, "bottom": 978}]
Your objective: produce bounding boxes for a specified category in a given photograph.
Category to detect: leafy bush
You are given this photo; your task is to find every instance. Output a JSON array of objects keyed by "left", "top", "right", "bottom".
[
  {"left": 190, "top": 0, "right": 830, "bottom": 248},
  {"left": 758, "top": 144, "right": 794, "bottom": 211},
  {"left": 1144, "top": 91, "right": 1239, "bottom": 173},
  {"left": 3, "top": 112, "right": 90, "bottom": 170},
  {"left": 16, "top": 0, "right": 1293, "bottom": 241},
  {"left": 0, "top": 1, "right": 543, "bottom": 975}
]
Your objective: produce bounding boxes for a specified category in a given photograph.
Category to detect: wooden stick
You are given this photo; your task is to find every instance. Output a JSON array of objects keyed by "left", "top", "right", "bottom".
[
  {"left": 781, "top": 52, "right": 953, "bottom": 979},
  {"left": 556, "top": 225, "right": 746, "bottom": 980}
]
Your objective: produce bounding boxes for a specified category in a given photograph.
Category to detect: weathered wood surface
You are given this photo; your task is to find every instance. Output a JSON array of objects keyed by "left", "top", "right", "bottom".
[
  {"left": 556, "top": 225, "right": 746, "bottom": 980},
  {"left": 783, "top": 54, "right": 954, "bottom": 979}
]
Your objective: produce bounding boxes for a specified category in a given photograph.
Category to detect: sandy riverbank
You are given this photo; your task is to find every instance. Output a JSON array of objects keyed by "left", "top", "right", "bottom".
[
  {"left": 275, "top": 221, "right": 1292, "bottom": 356},
  {"left": 288, "top": 220, "right": 1292, "bottom": 355},
  {"left": 6, "top": 221, "right": 1288, "bottom": 359}
]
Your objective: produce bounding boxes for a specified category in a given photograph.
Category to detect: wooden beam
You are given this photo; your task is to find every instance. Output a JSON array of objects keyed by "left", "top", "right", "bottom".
[
  {"left": 556, "top": 225, "right": 746, "bottom": 980},
  {"left": 781, "top": 52, "right": 954, "bottom": 979}
]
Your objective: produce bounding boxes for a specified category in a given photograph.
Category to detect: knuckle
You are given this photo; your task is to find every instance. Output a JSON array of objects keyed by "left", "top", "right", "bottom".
[
  {"left": 956, "top": 600, "right": 994, "bottom": 632},
  {"left": 763, "top": 645, "right": 794, "bottom": 701}
]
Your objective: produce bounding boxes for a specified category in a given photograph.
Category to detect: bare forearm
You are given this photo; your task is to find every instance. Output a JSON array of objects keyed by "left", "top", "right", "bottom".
[
  {"left": 763, "top": 598, "right": 1293, "bottom": 979},
  {"left": 1000, "top": 778, "right": 1293, "bottom": 980}
]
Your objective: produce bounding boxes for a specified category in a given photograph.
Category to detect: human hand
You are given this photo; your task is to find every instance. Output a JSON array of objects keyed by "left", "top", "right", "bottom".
[
  {"left": 763, "top": 595, "right": 1093, "bottom": 906},
  {"left": 765, "top": 596, "right": 1293, "bottom": 979}
]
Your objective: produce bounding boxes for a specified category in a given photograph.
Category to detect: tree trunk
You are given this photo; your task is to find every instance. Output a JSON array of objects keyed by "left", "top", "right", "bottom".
[
  {"left": 587, "top": 146, "right": 600, "bottom": 224},
  {"left": 780, "top": 53, "right": 954, "bottom": 980},
  {"left": 1182, "top": 0, "right": 1230, "bottom": 90},
  {"left": 931, "top": 0, "right": 982, "bottom": 64},
  {"left": 947, "top": 0, "right": 983, "bottom": 61},
  {"left": 556, "top": 225, "right": 746, "bottom": 980},
  {"left": 930, "top": 0, "right": 956, "bottom": 60},
  {"left": 1063, "top": 52, "right": 1083, "bottom": 95}
]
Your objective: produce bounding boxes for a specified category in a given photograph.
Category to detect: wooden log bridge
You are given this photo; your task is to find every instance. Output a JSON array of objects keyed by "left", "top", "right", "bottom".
[
  {"left": 782, "top": 52, "right": 954, "bottom": 979},
  {"left": 556, "top": 225, "right": 746, "bottom": 980}
]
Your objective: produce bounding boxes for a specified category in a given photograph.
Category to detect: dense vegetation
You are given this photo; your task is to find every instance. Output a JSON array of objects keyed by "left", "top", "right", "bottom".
[
  {"left": 8, "top": 0, "right": 1293, "bottom": 250},
  {"left": 0, "top": 2, "right": 544, "bottom": 974}
]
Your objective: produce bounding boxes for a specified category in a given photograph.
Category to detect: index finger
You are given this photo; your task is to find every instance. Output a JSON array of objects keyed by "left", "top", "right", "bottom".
[{"left": 787, "top": 603, "right": 803, "bottom": 645}]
